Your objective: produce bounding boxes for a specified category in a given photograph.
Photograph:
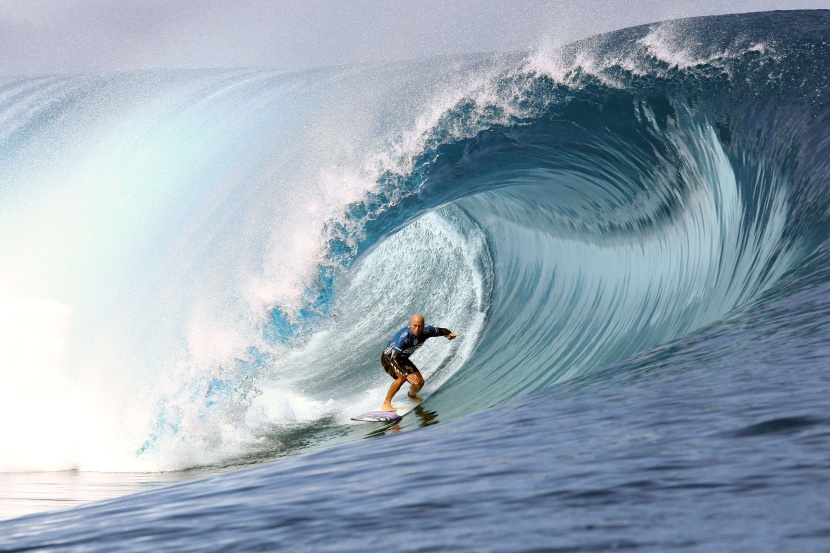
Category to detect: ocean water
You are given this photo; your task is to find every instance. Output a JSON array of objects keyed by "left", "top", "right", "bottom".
[{"left": 1, "top": 9, "right": 830, "bottom": 551}]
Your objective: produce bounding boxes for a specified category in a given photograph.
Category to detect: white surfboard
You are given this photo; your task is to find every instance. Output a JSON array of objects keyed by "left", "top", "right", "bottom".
[{"left": 351, "top": 399, "right": 419, "bottom": 422}]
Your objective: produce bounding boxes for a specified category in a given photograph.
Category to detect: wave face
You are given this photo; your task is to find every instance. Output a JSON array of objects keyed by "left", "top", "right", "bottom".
[{"left": 0, "top": 9, "right": 828, "bottom": 481}]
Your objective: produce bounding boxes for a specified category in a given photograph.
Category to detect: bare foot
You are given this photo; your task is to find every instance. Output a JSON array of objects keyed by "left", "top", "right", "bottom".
[
  {"left": 406, "top": 392, "right": 422, "bottom": 403},
  {"left": 380, "top": 402, "right": 397, "bottom": 412}
]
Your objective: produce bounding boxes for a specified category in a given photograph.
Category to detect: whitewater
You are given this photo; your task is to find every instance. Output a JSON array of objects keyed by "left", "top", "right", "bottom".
[{"left": 2, "top": 10, "right": 830, "bottom": 551}]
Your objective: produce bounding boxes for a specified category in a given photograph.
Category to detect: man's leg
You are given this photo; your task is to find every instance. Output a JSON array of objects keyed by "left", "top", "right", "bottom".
[
  {"left": 381, "top": 374, "right": 406, "bottom": 412},
  {"left": 406, "top": 372, "right": 425, "bottom": 400}
]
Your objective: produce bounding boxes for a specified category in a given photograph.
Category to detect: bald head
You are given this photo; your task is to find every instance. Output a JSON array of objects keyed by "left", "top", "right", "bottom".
[{"left": 409, "top": 313, "right": 425, "bottom": 336}]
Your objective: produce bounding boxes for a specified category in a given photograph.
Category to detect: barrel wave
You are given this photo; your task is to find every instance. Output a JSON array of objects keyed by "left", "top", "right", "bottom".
[{"left": 0, "top": 9, "right": 828, "bottom": 486}]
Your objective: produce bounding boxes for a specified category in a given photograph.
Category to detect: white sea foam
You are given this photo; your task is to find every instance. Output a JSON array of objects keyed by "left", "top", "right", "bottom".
[
  {"left": 0, "top": 298, "right": 152, "bottom": 472},
  {"left": 638, "top": 21, "right": 777, "bottom": 75}
]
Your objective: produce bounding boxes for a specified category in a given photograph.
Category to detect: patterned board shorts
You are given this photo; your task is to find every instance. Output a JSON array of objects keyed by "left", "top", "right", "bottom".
[{"left": 380, "top": 353, "right": 420, "bottom": 379}]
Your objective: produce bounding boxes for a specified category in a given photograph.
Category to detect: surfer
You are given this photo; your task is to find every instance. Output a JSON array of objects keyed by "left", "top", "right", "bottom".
[{"left": 380, "top": 313, "right": 459, "bottom": 412}]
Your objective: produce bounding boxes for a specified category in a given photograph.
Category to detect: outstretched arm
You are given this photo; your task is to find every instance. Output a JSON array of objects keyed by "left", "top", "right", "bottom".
[{"left": 438, "top": 327, "right": 459, "bottom": 340}]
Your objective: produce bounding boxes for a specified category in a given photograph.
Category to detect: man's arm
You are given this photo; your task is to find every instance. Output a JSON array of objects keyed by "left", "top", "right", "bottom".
[{"left": 437, "top": 327, "right": 459, "bottom": 340}]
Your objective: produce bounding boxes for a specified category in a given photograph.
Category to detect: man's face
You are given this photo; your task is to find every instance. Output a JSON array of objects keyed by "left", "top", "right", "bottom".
[{"left": 410, "top": 316, "right": 425, "bottom": 336}]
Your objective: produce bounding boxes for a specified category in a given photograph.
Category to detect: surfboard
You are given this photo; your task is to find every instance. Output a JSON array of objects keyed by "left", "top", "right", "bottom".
[
  {"left": 350, "top": 410, "right": 402, "bottom": 422},
  {"left": 351, "top": 400, "right": 418, "bottom": 422}
]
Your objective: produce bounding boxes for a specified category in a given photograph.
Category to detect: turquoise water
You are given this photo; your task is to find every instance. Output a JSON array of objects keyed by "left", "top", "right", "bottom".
[{"left": 2, "top": 10, "right": 830, "bottom": 551}]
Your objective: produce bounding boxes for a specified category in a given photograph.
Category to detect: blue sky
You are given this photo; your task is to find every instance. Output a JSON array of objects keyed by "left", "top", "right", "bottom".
[{"left": 0, "top": 0, "right": 828, "bottom": 76}]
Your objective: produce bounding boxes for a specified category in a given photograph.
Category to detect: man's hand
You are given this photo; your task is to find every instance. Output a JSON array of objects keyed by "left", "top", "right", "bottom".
[{"left": 447, "top": 332, "right": 459, "bottom": 340}]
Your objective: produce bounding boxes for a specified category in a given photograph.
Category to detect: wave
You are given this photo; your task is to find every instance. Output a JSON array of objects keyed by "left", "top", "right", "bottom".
[{"left": 0, "top": 10, "right": 828, "bottom": 472}]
